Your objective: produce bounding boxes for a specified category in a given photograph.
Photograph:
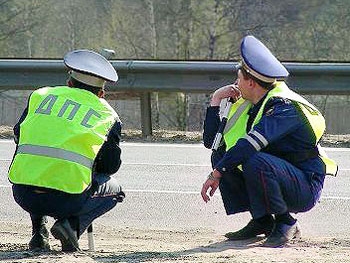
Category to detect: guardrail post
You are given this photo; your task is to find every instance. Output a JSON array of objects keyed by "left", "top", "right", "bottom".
[{"left": 140, "top": 92, "right": 152, "bottom": 137}]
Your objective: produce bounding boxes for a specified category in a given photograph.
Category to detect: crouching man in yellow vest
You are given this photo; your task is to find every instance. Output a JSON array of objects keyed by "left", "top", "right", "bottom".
[
  {"left": 201, "top": 35, "right": 338, "bottom": 248},
  {"left": 8, "top": 50, "right": 125, "bottom": 252}
]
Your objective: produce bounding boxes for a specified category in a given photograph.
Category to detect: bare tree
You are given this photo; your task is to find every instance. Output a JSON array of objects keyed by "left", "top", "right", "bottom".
[{"left": 0, "top": 0, "right": 44, "bottom": 57}]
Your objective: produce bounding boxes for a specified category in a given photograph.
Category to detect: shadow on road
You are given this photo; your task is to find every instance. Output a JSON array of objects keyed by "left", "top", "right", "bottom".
[
  {"left": 91, "top": 237, "right": 265, "bottom": 262},
  {"left": 183, "top": 237, "right": 265, "bottom": 252}
]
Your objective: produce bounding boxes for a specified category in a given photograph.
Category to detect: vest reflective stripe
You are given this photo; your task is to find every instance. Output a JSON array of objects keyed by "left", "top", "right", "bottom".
[
  {"left": 222, "top": 82, "right": 338, "bottom": 176},
  {"left": 245, "top": 134, "right": 262, "bottom": 151},
  {"left": 17, "top": 144, "right": 94, "bottom": 169},
  {"left": 245, "top": 130, "right": 269, "bottom": 150},
  {"left": 249, "top": 130, "right": 268, "bottom": 147},
  {"left": 224, "top": 99, "right": 251, "bottom": 134},
  {"left": 223, "top": 99, "right": 251, "bottom": 149}
]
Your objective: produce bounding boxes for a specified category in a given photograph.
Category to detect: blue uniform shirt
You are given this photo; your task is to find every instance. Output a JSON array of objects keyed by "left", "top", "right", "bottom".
[{"left": 203, "top": 96, "right": 326, "bottom": 177}]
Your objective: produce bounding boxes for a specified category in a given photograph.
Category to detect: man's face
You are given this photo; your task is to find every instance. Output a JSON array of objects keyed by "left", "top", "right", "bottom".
[{"left": 237, "top": 69, "right": 251, "bottom": 100}]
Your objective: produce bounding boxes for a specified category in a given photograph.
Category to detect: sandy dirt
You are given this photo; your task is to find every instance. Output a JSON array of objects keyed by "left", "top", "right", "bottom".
[
  {"left": 1, "top": 221, "right": 350, "bottom": 263},
  {"left": 1, "top": 125, "right": 350, "bottom": 147}
]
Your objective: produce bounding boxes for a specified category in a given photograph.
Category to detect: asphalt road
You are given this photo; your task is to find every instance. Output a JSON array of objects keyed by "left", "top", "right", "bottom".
[{"left": 1, "top": 140, "right": 350, "bottom": 238}]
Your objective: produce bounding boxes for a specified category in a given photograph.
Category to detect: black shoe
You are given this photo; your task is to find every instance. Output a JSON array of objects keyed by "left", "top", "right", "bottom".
[
  {"left": 50, "top": 219, "right": 80, "bottom": 252},
  {"left": 29, "top": 226, "right": 50, "bottom": 251},
  {"left": 262, "top": 221, "right": 301, "bottom": 248},
  {"left": 225, "top": 219, "right": 274, "bottom": 240}
]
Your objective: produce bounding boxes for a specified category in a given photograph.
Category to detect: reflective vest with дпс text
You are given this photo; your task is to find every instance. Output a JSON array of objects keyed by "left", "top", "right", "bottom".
[
  {"left": 223, "top": 82, "right": 338, "bottom": 176},
  {"left": 8, "top": 86, "right": 119, "bottom": 193}
]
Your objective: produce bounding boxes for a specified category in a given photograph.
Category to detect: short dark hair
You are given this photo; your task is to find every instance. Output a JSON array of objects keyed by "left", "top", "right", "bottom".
[
  {"left": 240, "top": 67, "right": 273, "bottom": 90},
  {"left": 68, "top": 77, "right": 102, "bottom": 95}
]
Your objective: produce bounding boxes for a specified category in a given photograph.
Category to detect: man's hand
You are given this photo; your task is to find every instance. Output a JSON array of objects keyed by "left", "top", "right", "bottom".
[
  {"left": 201, "top": 170, "right": 222, "bottom": 203},
  {"left": 210, "top": 83, "right": 241, "bottom": 106}
]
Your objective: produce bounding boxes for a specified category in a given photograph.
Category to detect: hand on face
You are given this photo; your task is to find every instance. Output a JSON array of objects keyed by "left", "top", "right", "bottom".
[{"left": 211, "top": 83, "right": 241, "bottom": 106}]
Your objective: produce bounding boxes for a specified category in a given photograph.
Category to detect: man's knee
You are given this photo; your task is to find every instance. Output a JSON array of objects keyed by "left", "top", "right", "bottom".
[
  {"left": 242, "top": 152, "right": 277, "bottom": 184},
  {"left": 241, "top": 152, "right": 275, "bottom": 180}
]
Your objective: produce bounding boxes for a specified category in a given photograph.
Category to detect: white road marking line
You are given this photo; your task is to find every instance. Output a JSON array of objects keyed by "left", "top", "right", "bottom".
[
  {"left": 0, "top": 184, "right": 350, "bottom": 200},
  {"left": 121, "top": 142, "right": 205, "bottom": 148},
  {"left": 2, "top": 158, "right": 350, "bottom": 170},
  {"left": 320, "top": 196, "right": 350, "bottom": 201},
  {"left": 2, "top": 139, "right": 348, "bottom": 150},
  {"left": 124, "top": 189, "right": 200, "bottom": 195},
  {"left": 322, "top": 147, "right": 350, "bottom": 152},
  {"left": 4, "top": 139, "right": 349, "bottom": 151},
  {"left": 122, "top": 162, "right": 210, "bottom": 167}
]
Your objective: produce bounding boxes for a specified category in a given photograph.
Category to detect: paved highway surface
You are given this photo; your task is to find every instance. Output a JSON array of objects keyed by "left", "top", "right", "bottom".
[{"left": 1, "top": 140, "right": 349, "bottom": 238}]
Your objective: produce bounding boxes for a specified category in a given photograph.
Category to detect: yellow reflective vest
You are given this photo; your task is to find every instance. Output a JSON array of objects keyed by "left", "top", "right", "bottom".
[
  {"left": 8, "top": 86, "right": 120, "bottom": 193},
  {"left": 223, "top": 82, "right": 338, "bottom": 176}
]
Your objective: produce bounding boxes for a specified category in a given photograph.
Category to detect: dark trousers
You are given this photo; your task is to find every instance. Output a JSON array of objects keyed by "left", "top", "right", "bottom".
[
  {"left": 12, "top": 173, "right": 122, "bottom": 237},
  {"left": 218, "top": 152, "right": 325, "bottom": 219}
]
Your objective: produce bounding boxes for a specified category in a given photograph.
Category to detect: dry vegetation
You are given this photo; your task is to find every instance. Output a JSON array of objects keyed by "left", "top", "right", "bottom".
[{"left": 1, "top": 125, "right": 350, "bottom": 147}]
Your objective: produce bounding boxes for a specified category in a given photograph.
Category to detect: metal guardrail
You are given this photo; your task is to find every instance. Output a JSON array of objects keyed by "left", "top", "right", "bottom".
[
  {"left": 1, "top": 60, "right": 350, "bottom": 93},
  {"left": 1, "top": 60, "right": 350, "bottom": 135}
]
